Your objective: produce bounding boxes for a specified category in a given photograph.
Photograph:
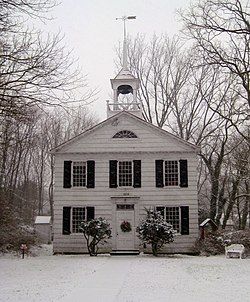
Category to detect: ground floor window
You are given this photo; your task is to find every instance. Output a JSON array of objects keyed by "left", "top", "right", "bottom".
[
  {"left": 156, "top": 206, "right": 180, "bottom": 233},
  {"left": 72, "top": 207, "right": 86, "bottom": 233},
  {"left": 63, "top": 206, "right": 95, "bottom": 235}
]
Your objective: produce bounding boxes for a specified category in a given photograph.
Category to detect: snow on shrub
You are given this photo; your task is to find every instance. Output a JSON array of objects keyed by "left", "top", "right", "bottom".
[
  {"left": 136, "top": 208, "right": 174, "bottom": 256},
  {"left": 80, "top": 217, "right": 112, "bottom": 256}
]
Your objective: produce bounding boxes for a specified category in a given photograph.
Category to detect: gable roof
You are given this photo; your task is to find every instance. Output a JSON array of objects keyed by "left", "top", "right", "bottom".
[{"left": 50, "top": 111, "right": 200, "bottom": 154}]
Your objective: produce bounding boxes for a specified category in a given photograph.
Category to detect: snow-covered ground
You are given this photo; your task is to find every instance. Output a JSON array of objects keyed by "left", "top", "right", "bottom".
[{"left": 0, "top": 245, "right": 249, "bottom": 302}]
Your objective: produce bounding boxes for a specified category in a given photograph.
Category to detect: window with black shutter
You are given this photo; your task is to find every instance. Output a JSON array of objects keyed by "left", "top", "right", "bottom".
[
  {"left": 64, "top": 206, "right": 96, "bottom": 234},
  {"left": 179, "top": 160, "right": 188, "bottom": 187},
  {"left": 109, "top": 160, "right": 118, "bottom": 188},
  {"left": 63, "top": 161, "right": 72, "bottom": 188},
  {"left": 180, "top": 206, "right": 189, "bottom": 235},
  {"left": 133, "top": 160, "right": 141, "bottom": 188},
  {"left": 156, "top": 206, "right": 189, "bottom": 235},
  {"left": 62, "top": 207, "right": 71, "bottom": 234},
  {"left": 87, "top": 207, "right": 95, "bottom": 221},
  {"left": 155, "top": 159, "right": 188, "bottom": 188},
  {"left": 87, "top": 161, "right": 95, "bottom": 188},
  {"left": 155, "top": 160, "right": 164, "bottom": 187}
]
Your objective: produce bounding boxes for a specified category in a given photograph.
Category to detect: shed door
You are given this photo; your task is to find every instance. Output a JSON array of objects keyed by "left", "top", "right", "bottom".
[{"left": 116, "top": 204, "right": 135, "bottom": 250}]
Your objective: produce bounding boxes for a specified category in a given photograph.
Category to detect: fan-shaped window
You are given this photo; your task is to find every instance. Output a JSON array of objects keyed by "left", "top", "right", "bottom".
[{"left": 113, "top": 130, "right": 137, "bottom": 139}]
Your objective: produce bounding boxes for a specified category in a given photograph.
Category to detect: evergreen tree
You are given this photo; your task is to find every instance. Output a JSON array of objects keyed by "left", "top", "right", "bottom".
[
  {"left": 137, "top": 208, "right": 174, "bottom": 256},
  {"left": 80, "top": 218, "right": 112, "bottom": 256}
]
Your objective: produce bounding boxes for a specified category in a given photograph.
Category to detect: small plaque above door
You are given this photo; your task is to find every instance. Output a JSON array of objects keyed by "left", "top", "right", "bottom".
[{"left": 117, "top": 204, "right": 134, "bottom": 210}]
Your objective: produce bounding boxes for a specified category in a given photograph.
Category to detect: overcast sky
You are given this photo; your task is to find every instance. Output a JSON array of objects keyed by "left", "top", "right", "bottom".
[{"left": 43, "top": 0, "right": 191, "bottom": 120}]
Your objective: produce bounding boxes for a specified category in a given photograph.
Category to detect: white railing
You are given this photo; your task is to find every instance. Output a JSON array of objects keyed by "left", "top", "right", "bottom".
[{"left": 106, "top": 101, "right": 141, "bottom": 112}]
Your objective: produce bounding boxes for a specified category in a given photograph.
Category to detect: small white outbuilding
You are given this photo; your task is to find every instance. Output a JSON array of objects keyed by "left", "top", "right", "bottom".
[{"left": 34, "top": 216, "right": 52, "bottom": 244}]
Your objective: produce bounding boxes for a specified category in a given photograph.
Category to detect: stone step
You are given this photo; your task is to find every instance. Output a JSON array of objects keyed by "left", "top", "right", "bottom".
[{"left": 110, "top": 250, "right": 140, "bottom": 256}]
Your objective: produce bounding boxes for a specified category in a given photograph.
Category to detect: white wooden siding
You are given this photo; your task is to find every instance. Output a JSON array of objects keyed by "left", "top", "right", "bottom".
[{"left": 53, "top": 151, "right": 198, "bottom": 254}]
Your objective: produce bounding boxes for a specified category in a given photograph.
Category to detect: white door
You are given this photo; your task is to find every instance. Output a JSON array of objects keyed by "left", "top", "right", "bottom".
[{"left": 116, "top": 205, "right": 135, "bottom": 250}]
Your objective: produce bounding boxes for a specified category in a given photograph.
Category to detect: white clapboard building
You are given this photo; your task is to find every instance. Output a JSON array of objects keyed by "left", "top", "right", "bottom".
[{"left": 51, "top": 27, "right": 199, "bottom": 254}]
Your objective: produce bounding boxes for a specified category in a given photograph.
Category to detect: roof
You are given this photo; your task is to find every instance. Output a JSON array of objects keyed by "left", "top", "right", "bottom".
[
  {"left": 35, "top": 216, "right": 51, "bottom": 224},
  {"left": 199, "top": 218, "right": 217, "bottom": 228},
  {"left": 50, "top": 111, "right": 200, "bottom": 154}
]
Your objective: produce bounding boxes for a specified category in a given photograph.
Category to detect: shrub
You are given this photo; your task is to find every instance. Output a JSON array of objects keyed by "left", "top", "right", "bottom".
[
  {"left": 80, "top": 217, "right": 112, "bottom": 256},
  {"left": 0, "top": 224, "right": 37, "bottom": 253},
  {"left": 136, "top": 208, "right": 174, "bottom": 256},
  {"left": 195, "top": 230, "right": 250, "bottom": 256}
]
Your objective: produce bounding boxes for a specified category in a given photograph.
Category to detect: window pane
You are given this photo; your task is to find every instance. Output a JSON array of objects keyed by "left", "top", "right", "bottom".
[
  {"left": 73, "top": 162, "right": 86, "bottom": 187},
  {"left": 119, "top": 161, "right": 132, "bottom": 186},
  {"left": 165, "top": 161, "right": 178, "bottom": 186},
  {"left": 165, "top": 207, "right": 180, "bottom": 232},
  {"left": 72, "top": 207, "right": 85, "bottom": 233},
  {"left": 113, "top": 130, "right": 137, "bottom": 138}
]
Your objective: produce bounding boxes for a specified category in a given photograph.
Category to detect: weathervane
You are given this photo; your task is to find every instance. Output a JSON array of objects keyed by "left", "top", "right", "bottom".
[{"left": 116, "top": 16, "right": 136, "bottom": 70}]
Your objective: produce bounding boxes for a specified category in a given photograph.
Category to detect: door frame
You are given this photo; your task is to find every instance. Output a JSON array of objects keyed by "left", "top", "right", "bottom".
[{"left": 111, "top": 196, "right": 140, "bottom": 250}]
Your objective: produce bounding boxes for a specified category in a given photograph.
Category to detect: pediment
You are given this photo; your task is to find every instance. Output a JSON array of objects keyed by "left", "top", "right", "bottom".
[{"left": 51, "top": 112, "right": 198, "bottom": 154}]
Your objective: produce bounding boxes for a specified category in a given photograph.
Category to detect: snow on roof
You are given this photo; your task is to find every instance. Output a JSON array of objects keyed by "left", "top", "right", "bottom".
[{"left": 35, "top": 216, "right": 51, "bottom": 224}]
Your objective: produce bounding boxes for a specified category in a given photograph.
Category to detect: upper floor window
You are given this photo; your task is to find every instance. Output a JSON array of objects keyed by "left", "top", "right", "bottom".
[
  {"left": 109, "top": 160, "right": 141, "bottom": 188},
  {"left": 119, "top": 161, "right": 133, "bottom": 186},
  {"left": 165, "top": 161, "right": 178, "bottom": 186},
  {"left": 113, "top": 130, "right": 137, "bottom": 139},
  {"left": 63, "top": 160, "right": 95, "bottom": 189},
  {"left": 73, "top": 162, "right": 86, "bottom": 187},
  {"left": 155, "top": 159, "right": 188, "bottom": 188}
]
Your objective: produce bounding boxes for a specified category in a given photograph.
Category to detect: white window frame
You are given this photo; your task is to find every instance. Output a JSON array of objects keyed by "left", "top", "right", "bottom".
[
  {"left": 72, "top": 161, "right": 87, "bottom": 187},
  {"left": 157, "top": 206, "right": 180, "bottom": 233},
  {"left": 118, "top": 160, "right": 133, "bottom": 187},
  {"left": 71, "top": 206, "right": 86, "bottom": 233},
  {"left": 164, "top": 160, "right": 179, "bottom": 187}
]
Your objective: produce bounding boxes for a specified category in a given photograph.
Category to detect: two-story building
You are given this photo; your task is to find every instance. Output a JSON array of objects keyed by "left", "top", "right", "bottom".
[{"left": 51, "top": 31, "right": 199, "bottom": 254}]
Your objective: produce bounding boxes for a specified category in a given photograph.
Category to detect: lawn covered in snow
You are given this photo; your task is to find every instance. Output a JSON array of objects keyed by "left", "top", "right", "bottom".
[{"left": 0, "top": 245, "right": 249, "bottom": 302}]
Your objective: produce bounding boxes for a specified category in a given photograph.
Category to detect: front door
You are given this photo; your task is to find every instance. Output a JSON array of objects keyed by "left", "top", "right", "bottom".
[{"left": 116, "top": 204, "right": 135, "bottom": 250}]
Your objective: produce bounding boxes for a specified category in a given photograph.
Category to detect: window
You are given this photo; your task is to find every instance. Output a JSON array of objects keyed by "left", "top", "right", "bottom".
[
  {"left": 72, "top": 207, "right": 85, "bottom": 233},
  {"left": 63, "top": 161, "right": 95, "bottom": 189},
  {"left": 73, "top": 162, "right": 86, "bottom": 187},
  {"left": 165, "top": 161, "right": 178, "bottom": 186},
  {"left": 117, "top": 204, "right": 134, "bottom": 210},
  {"left": 109, "top": 160, "right": 141, "bottom": 188},
  {"left": 155, "top": 160, "right": 188, "bottom": 188},
  {"left": 62, "top": 206, "right": 95, "bottom": 235},
  {"left": 119, "top": 161, "right": 133, "bottom": 186},
  {"left": 156, "top": 206, "right": 180, "bottom": 232},
  {"left": 113, "top": 130, "right": 137, "bottom": 138}
]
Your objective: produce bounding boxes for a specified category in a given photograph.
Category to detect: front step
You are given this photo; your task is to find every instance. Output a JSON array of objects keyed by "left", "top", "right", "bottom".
[{"left": 110, "top": 250, "right": 140, "bottom": 256}]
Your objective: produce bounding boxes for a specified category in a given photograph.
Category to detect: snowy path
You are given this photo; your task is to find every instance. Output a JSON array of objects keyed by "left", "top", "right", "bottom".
[{"left": 0, "top": 251, "right": 250, "bottom": 302}]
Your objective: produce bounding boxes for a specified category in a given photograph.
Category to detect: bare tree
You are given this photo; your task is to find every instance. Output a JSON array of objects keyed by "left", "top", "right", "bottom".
[{"left": 180, "top": 0, "right": 250, "bottom": 141}]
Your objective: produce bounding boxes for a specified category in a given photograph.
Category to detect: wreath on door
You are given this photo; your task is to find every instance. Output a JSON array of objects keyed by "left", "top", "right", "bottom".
[{"left": 120, "top": 220, "right": 132, "bottom": 232}]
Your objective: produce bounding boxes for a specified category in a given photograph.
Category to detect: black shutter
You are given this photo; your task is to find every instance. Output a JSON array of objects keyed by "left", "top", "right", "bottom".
[
  {"left": 156, "top": 206, "right": 165, "bottom": 218},
  {"left": 63, "top": 161, "right": 72, "bottom": 188},
  {"left": 62, "top": 207, "right": 71, "bottom": 235},
  {"left": 87, "top": 207, "right": 95, "bottom": 221},
  {"left": 109, "top": 160, "right": 118, "bottom": 188},
  {"left": 179, "top": 159, "right": 188, "bottom": 187},
  {"left": 181, "top": 206, "right": 189, "bottom": 235},
  {"left": 155, "top": 160, "right": 164, "bottom": 187},
  {"left": 133, "top": 160, "right": 141, "bottom": 188},
  {"left": 87, "top": 160, "right": 95, "bottom": 188}
]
